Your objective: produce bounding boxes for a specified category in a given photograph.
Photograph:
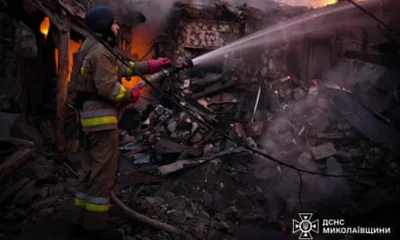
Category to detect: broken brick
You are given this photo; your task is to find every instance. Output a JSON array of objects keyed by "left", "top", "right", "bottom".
[
  {"left": 31, "top": 196, "right": 58, "bottom": 211},
  {"left": 37, "top": 207, "right": 55, "bottom": 218},
  {"left": 310, "top": 142, "right": 337, "bottom": 160},
  {"left": 247, "top": 121, "right": 265, "bottom": 137},
  {"left": 14, "top": 180, "right": 38, "bottom": 206}
]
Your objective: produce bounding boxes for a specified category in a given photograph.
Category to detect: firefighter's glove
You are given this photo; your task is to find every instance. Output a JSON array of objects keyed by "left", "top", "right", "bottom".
[
  {"left": 147, "top": 58, "right": 171, "bottom": 73},
  {"left": 131, "top": 83, "right": 144, "bottom": 102}
]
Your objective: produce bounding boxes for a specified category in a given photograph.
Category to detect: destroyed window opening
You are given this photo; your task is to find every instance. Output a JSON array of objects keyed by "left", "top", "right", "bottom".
[{"left": 60, "top": 1, "right": 375, "bottom": 179}]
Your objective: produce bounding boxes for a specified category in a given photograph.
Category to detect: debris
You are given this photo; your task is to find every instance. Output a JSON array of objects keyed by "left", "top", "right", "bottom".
[
  {"left": 309, "top": 143, "right": 337, "bottom": 160},
  {"left": 0, "top": 112, "right": 20, "bottom": 142},
  {"left": 293, "top": 88, "right": 307, "bottom": 101},
  {"left": 158, "top": 159, "right": 212, "bottom": 175},
  {"left": 32, "top": 155, "right": 55, "bottom": 180},
  {"left": 110, "top": 191, "right": 196, "bottom": 240},
  {"left": 328, "top": 88, "right": 400, "bottom": 154},
  {"left": 158, "top": 147, "right": 247, "bottom": 175},
  {"left": 31, "top": 197, "right": 58, "bottom": 211},
  {"left": 14, "top": 180, "right": 38, "bottom": 206},
  {"left": 0, "top": 177, "right": 30, "bottom": 204},
  {"left": 37, "top": 207, "right": 55, "bottom": 218},
  {"left": 0, "top": 148, "right": 35, "bottom": 182},
  {"left": 7, "top": 137, "right": 35, "bottom": 147},
  {"left": 247, "top": 121, "right": 264, "bottom": 138}
]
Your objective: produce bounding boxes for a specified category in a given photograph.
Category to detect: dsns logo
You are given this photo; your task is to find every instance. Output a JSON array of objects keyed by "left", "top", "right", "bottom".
[{"left": 292, "top": 213, "right": 320, "bottom": 240}]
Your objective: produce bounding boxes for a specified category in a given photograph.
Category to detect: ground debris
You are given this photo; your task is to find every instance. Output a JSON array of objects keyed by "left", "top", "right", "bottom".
[{"left": 309, "top": 142, "right": 337, "bottom": 160}]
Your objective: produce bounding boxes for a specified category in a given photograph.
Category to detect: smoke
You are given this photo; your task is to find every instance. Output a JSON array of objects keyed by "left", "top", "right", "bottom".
[
  {"left": 193, "top": 0, "right": 380, "bottom": 67},
  {"left": 250, "top": 73, "right": 355, "bottom": 214}
]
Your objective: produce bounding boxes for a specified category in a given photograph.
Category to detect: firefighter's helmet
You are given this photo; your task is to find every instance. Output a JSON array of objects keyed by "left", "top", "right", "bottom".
[{"left": 85, "top": 6, "right": 116, "bottom": 35}]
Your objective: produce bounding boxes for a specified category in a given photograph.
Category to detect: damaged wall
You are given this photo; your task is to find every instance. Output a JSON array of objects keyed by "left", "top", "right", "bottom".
[
  {"left": 286, "top": 0, "right": 397, "bottom": 85},
  {"left": 0, "top": 13, "right": 37, "bottom": 113}
]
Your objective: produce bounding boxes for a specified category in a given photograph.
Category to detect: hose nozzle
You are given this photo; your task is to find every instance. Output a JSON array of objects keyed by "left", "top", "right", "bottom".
[
  {"left": 181, "top": 58, "right": 194, "bottom": 69},
  {"left": 164, "top": 58, "right": 194, "bottom": 74}
]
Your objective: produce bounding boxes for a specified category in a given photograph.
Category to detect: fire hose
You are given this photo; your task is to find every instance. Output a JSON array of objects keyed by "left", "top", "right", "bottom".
[{"left": 110, "top": 192, "right": 196, "bottom": 240}]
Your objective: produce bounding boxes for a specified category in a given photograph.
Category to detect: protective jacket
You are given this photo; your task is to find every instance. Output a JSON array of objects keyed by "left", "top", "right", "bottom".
[{"left": 72, "top": 37, "right": 149, "bottom": 132}]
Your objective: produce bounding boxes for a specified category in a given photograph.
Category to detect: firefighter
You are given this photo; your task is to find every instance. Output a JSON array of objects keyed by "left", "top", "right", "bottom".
[{"left": 68, "top": 5, "right": 171, "bottom": 240}]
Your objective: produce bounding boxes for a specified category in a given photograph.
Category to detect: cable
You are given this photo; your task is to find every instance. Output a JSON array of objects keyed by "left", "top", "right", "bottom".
[
  {"left": 59, "top": 2, "right": 366, "bottom": 178},
  {"left": 297, "top": 170, "right": 304, "bottom": 210}
]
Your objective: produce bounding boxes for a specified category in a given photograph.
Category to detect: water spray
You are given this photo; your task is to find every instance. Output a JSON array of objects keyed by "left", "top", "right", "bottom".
[{"left": 191, "top": 0, "right": 380, "bottom": 66}]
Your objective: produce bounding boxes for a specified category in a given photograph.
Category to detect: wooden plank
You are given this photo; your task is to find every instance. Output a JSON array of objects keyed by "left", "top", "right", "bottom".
[
  {"left": 56, "top": 11, "right": 70, "bottom": 152},
  {"left": 58, "top": 0, "right": 86, "bottom": 19},
  {"left": 35, "top": 0, "right": 66, "bottom": 31},
  {"left": 0, "top": 177, "right": 30, "bottom": 204},
  {"left": 0, "top": 148, "right": 35, "bottom": 182}
]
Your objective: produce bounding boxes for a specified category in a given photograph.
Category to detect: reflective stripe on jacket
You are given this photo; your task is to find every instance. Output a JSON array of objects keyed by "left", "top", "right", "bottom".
[{"left": 77, "top": 37, "right": 149, "bottom": 132}]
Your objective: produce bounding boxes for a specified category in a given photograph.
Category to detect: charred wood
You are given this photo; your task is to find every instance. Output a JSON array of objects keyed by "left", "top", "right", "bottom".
[{"left": 55, "top": 12, "right": 70, "bottom": 152}]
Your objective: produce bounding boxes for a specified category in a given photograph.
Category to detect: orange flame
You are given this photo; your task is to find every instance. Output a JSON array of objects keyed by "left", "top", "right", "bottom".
[
  {"left": 324, "top": 0, "right": 338, "bottom": 6},
  {"left": 122, "top": 24, "right": 154, "bottom": 95},
  {"left": 40, "top": 16, "right": 50, "bottom": 38},
  {"left": 52, "top": 24, "right": 154, "bottom": 88},
  {"left": 54, "top": 40, "right": 81, "bottom": 82}
]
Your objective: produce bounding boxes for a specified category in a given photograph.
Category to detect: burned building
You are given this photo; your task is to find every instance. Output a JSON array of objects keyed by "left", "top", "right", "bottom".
[{"left": 0, "top": 0, "right": 400, "bottom": 239}]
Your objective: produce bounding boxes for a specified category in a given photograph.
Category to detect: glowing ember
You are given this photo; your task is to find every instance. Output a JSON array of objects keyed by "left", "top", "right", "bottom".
[
  {"left": 40, "top": 16, "right": 50, "bottom": 38},
  {"left": 274, "top": 90, "right": 279, "bottom": 95}
]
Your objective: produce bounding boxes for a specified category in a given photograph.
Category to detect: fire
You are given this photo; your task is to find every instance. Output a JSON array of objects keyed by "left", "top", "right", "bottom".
[
  {"left": 40, "top": 16, "right": 50, "bottom": 38},
  {"left": 54, "top": 40, "right": 81, "bottom": 82},
  {"left": 274, "top": 90, "right": 279, "bottom": 95},
  {"left": 51, "top": 22, "right": 155, "bottom": 89},
  {"left": 41, "top": 15, "right": 80, "bottom": 82},
  {"left": 324, "top": 0, "right": 338, "bottom": 6},
  {"left": 122, "top": 24, "right": 155, "bottom": 93}
]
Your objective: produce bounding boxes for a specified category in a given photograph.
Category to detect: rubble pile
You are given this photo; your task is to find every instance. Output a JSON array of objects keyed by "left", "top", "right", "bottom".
[
  {"left": 111, "top": 43, "right": 400, "bottom": 238},
  {"left": 250, "top": 78, "right": 400, "bottom": 217},
  {"left": 0, "top": 152, "right": 78, "bottom": 237},
  {"left": 113, "top": 154, "right": 269, "bottom": 239}
]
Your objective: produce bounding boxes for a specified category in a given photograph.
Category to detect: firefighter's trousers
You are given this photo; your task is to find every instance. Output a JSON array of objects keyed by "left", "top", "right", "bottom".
[{"left": 72, "top": 129, "right": 119, "bottom": 230}]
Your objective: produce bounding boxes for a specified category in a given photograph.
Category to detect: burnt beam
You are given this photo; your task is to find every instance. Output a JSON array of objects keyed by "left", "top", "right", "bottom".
[{"left": 56, "top": 11, "right": 70, "bottom": 152}]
